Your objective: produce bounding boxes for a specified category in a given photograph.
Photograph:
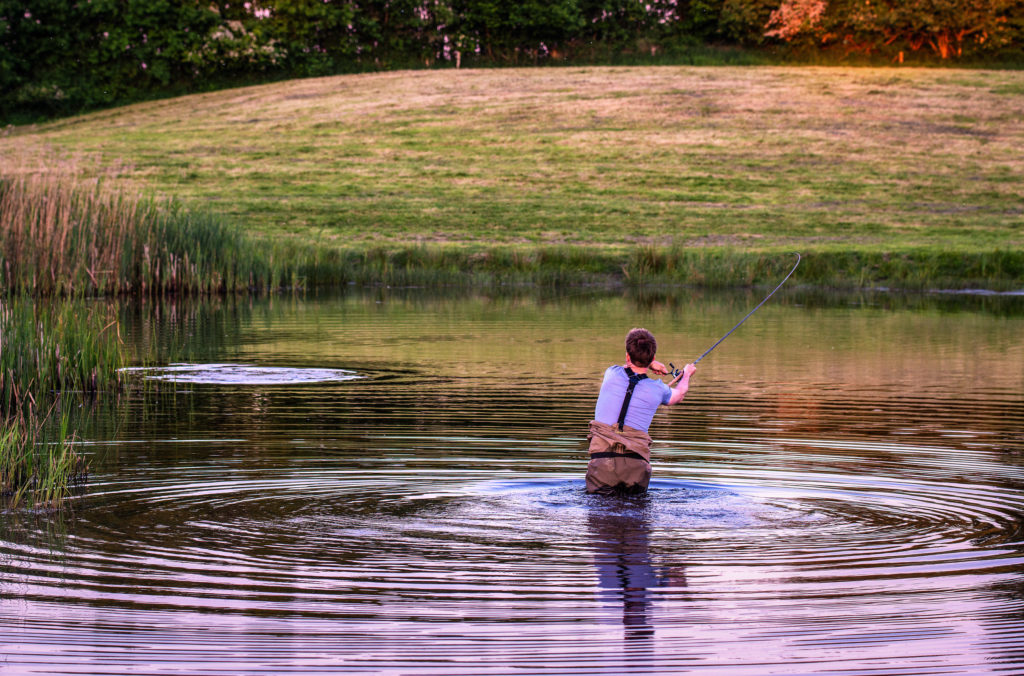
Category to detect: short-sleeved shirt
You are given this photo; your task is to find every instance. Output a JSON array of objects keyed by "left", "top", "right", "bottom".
[{"left": 593, "top": 365, "right": 672, "bottom": 434}]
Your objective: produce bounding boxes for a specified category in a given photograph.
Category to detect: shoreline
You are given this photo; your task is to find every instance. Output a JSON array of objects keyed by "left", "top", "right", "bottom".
[
  {"left": 288, "top": 243, "right": 1024, "bottom": 293},
  {"left": 4, "top": 66, "right": 1022, "bottom": 296}
]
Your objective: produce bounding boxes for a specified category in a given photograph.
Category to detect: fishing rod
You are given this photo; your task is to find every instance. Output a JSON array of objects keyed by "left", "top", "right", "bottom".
[{"left": 668, "top": 252, "right": 801, "bottom": 376}]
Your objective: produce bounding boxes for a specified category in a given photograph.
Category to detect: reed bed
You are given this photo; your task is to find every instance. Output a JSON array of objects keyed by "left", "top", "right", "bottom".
[
  {"left": 0, "top": 168, "right": 312, "bottom": 508},
  {"left": 0, "top": 172, "right": 303, "bottom": 296}
]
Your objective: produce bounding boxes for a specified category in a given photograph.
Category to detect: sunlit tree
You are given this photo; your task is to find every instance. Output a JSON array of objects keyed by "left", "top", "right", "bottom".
[
  {"left": 764, "top": 0, "right": 825, "bottom": 41},
  {"left": 844, "top": 0, "right": 1019, "bottom": 58},
  {"left": 764, "top": 0, "right": 1023, "bottom": 58}
]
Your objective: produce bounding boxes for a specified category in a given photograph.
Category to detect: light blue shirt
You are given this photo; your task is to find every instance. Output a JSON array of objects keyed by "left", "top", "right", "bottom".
[{"left": 593, "top": 365, "right": 672, "bottom": 434}]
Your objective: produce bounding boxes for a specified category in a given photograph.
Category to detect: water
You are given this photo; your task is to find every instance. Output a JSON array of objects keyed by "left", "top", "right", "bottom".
[
  {"left": 3, "top": 289, "right": 1024, "bottom": 674},
  {"left": 121, "top": 363, "right": 363, "bottom": 384}
]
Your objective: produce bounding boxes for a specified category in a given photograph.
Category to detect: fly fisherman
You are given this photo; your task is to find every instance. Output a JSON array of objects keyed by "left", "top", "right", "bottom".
[{"left": 586, "top": 328, "right": 696, "bottom": 495}]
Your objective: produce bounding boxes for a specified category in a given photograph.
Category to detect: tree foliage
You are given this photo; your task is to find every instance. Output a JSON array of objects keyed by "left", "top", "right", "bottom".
[
  {"left": 838, "top": 0, "right": 1020, "bottom": 58},
  {"left": 762, "top": 0, "right": 1022, "bottom": 58},
  {"left": 1, "top": 0, "right": 1021, "bottom": 121},
  {"left": 1, "top": 0, "right": 221, "bottom": 116}
]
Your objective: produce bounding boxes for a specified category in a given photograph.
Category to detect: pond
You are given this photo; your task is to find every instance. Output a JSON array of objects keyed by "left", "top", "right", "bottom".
[{"left": 2, "top": 288, "right": 1023, "bottom": 674}]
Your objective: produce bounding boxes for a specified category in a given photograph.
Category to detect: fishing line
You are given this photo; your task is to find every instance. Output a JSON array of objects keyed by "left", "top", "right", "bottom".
[
  {"left": 541, "top": 252, "right": 801, "bottom": 375},
  {"left": 670, "top": 252, "right": 801, "bottom": 374}
]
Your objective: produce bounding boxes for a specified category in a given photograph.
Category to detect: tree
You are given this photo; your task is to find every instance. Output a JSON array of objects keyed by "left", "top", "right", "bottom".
[
  {"left": 450, "top": 0, "right": 585, "bottom": 62},
  {"left": 719, "top": 0, "right": 778, "bottom": 44},
  {"left": 766, "top": 0, "right": 1024, "bottom": 59},
  {"left": 1, "top": 0, "right": 220, "bottom": 117},
  {"left": 764, "top": 0, "right": 825, "bottom": 42},
  {"left": 234, "top": 0, "right": 358, "bottom": 74}
]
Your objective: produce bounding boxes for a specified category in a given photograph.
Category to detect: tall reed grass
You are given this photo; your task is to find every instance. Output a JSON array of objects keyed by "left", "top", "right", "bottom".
[{"left": 0, "top": 172, "right": 303, "bottom": 296}]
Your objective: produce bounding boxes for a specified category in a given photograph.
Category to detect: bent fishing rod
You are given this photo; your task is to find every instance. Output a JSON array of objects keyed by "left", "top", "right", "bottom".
[{"left": 669, "top": 252, "right": 801, "bottom": 376}]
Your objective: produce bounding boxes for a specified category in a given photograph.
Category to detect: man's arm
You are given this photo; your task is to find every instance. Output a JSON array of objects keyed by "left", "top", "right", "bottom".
[{"left": 666, "top": 363, "right": 696, "bottom": 406}]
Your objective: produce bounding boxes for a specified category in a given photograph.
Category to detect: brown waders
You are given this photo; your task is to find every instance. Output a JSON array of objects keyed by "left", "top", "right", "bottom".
[
  {"left": 586, "top": 367, "right": 653, "bottom": 495},
  {"left": 586, "top": 420, "right": 652, "bottom": 495}
]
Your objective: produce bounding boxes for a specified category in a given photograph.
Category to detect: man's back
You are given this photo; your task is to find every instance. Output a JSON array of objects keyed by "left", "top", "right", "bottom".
[{"left": 593, "top": 365, "right": 672, "bottom": 433}]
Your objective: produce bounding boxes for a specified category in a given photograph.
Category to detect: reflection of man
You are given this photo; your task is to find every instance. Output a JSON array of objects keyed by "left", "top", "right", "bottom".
[
  {"left": 588, "top": 503, "right": 687, "bottom": 642},
  {"left": 587, "top": 328, "right": 696, "bottom": 494}
]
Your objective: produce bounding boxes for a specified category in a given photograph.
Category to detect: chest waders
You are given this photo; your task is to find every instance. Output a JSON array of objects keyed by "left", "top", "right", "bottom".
[{"left": 586, "top": 368, "right": 653, "bottom": 494}]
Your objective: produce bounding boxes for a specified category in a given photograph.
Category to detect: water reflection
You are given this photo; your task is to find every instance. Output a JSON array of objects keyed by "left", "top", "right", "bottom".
[{"left": 588, "top": 494, "right": 686, "bottom": 644}]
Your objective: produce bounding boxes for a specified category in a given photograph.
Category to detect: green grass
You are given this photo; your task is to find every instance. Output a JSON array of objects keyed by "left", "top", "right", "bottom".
[
  {"left": 324, "top": 245, "right": 1024, "bottom": 290},
  {"left": 3, "top": 66, "right": 1023, "bottom": 289}
]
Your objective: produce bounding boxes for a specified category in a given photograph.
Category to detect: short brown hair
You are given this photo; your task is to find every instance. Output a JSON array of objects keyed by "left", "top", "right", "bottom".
[{"left": 625, "top": 328, "right": 657, "bottom": 367}]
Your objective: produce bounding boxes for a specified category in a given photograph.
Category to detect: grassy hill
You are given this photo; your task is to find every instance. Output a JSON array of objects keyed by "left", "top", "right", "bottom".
[{"left": 3, "top": 66, "right": 1023, "bottom": 288}]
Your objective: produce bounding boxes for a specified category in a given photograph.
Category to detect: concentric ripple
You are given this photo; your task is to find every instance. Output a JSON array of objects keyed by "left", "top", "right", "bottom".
[
  {"left": 3, "top": 432, "right": 1024, "bottom": 675},
  {"left": 120, "top": 363, "right": 363, "bottom": 384}
]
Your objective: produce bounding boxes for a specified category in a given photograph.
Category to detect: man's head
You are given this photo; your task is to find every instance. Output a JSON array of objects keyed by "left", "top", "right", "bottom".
[{"left": 625, "top": 328, "right": 657, "bottom": 368}]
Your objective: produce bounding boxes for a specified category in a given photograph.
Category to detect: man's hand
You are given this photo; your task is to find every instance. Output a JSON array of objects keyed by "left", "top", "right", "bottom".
[
  {"left": 648, "top": 360, "right": 669, "bottom": 376},
  {"left": 669, "top": 363, "right": 696, "bottom": 386}
]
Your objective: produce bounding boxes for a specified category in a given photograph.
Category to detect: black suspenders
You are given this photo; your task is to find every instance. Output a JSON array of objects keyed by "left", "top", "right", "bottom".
[{"left": 616, "top": 367, "right": 647, "bottom": 431}]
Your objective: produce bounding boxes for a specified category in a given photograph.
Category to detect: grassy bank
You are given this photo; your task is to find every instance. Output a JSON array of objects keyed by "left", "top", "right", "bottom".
[
  {"left": 3, "top": 66, "right": 1023, "bottom": 290},
  {"left": 309, "top": 244, "right": 1024, "bottom": 290},
  {"left": 2, "top": 163, "right": 1022, "bottom": 291}
]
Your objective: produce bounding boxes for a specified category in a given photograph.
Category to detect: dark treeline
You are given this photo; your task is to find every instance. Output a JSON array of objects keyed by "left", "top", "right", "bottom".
[{"left": 2, "top": 0, "right": 1023, "bottom": 121}]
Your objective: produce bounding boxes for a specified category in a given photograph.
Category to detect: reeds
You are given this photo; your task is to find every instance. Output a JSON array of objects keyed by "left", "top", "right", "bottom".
[
  {"left": 0, "top": 168, "right": 295, "bottom": 508},
  {"left": 0, "top": 299, "right": 114, "bottom": 508},
  {"left": 0, "top": 299, "right": 124, "bottom": 416},
  {"left": 0, "top": 172, "right": 302, "bottom": 296},
  {"left": 0, "top": 408, "right": 88, "bottom": 509}
]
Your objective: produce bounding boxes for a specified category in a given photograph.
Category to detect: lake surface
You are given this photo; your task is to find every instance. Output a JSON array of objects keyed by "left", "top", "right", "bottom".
[{"left": 3, "top": 288, "right": 1024, "bottom": 674}]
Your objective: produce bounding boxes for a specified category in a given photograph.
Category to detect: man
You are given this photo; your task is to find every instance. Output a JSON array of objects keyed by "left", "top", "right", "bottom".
[{"left": 586, "top": 328, "right": 696, "bottom": 495}]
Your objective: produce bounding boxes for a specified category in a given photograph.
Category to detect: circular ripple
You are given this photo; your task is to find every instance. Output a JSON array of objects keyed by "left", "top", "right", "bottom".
[
  {"left": 40, "top": 458, "right": 1024, "bottom": 591},
  {"left": 120, "top": 363, "right": 362, "bottom": 384},
  {"left": 3, "top": 438, "right": 1024, "bottom": 675}
]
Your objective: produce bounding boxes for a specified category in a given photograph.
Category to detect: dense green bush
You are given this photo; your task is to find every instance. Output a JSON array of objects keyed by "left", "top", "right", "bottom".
[{"left": 2, "top": 0, "right": 1021, "bottom": 122}]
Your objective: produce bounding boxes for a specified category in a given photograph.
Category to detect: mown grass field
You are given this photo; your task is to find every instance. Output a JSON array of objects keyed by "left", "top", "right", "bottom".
[{"left": 3, "top": 66, "right": 1023, "bottom": 286}]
